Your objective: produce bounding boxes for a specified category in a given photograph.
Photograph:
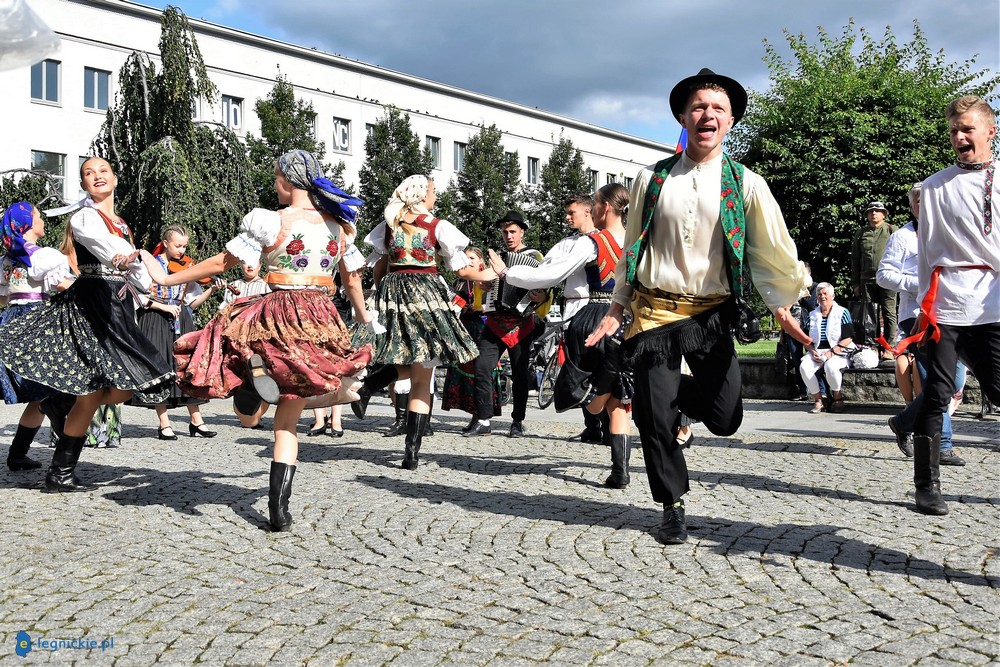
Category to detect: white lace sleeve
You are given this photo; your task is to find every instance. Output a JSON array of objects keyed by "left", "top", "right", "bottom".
[
  {"left": 363, "top": 222, "right": 389, "bottom": 266},
  {"left": 225, "top": 208, "right": 281, "bottom": 267},
  {"left": 435, "top": 219, "right": 471, "bottom": 271},
  {"left": 27, "top": 248, "right": 74, "bottom": 293},
  {"left": 340, "top": 230, "right": 366, "bottom": 273}
]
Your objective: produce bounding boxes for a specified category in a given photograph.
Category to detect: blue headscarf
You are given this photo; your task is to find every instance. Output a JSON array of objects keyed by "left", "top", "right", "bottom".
[
  {"left": 1, "top": 202, "right": 35, "bottom": 267},
  {"left": 277, "top": 150, "right": 365, "bottom": 225}
]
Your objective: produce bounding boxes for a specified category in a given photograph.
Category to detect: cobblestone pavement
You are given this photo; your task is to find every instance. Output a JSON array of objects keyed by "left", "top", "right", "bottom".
[{"left": 0, "top": 397, "right": 997, "bottom": 666}]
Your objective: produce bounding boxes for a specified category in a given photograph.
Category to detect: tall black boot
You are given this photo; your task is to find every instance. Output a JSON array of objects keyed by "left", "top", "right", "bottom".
[
  {"left": 384, "top": 392, "right": 409, "bottom": 437},
  {"left": 267, "top": 461, "right": 296, "bottom": 532},
  {"left": 604, "top": 433, "right": 631, "bottom": 488},
  {"left": 7, "top": 424, "right": 42, "bottom": 471},
  {"left": 423, "top": 394, "right": 434, "bottom": 437},
  {"left": 44, "top": 434, "right": 93, "bottom": 492},
  {"left": 39, "top": 393, "right": 76, "bottom": 443},
  {"left": 402, "top": 412, "right": 429, "bottom": 470},
  {"left": 351, "top": 364, "right": 399, "bottom": 420},
  {"left": 913, "top": 434, "right": 948, "bottom": 515}
]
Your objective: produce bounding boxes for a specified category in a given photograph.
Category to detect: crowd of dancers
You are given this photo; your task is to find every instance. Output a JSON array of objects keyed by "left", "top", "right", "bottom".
[{"left": 0, "top": 70, "right": 996, "bottom": 543}]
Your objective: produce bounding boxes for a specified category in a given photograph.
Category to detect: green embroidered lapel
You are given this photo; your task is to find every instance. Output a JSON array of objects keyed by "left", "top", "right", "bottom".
[{"left": 625, "top": 152, "right": 747, "bottom": 295}]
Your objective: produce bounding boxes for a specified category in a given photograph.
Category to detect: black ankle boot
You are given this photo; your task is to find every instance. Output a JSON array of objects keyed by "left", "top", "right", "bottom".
[
  {"left": 384, "top": 392, "right": 409, "bottom": 437},
  {"left": 423, "top": 395, "right": 434, "bottom": 437},
  {"left": 267, "top": 461, "right": 296, "bottom": 532},
  {"left": 44, "top": 434, "right": 93, "bottom": 492},
  {"left": 913, "top": 434, "right": 948, "bottom": 515},
  {"left": 352, "top": 365, "right": 399, "bottom": 420},
  {"left": 7, "top": 424, "right": 41, "bottom": 471},
  {"left": 402, "top": 412, "right": 429, "bottom": 470},
  {"left": 604, "top": 433, "right": 631, "bottom": 488}
]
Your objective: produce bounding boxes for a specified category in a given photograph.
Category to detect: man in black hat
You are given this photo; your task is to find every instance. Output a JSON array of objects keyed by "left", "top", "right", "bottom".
[
  {"left": 587, "top": 68, "right": 810, "bottom": 545},
  {"left": 852, "top": 201, "right": 898, "bottom": 358},
  {"left": 466, "top": 210, "right": 548, "bottom": 438}
]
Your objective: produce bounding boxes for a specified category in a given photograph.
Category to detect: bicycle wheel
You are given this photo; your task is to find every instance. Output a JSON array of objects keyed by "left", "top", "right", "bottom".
[{"left": 537, "top": 352, "right": 561, "bottom": 409}]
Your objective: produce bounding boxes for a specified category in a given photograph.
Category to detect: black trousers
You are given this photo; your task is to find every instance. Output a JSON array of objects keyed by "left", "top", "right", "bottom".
[
  {"left": 474, "top": 325, "right": 533, "bottom": 422},
  {"left": 632, "top": 334, "right": 743, "bottom": 505},
  {"left": 916, "top": 322, "right": 1000, "bottom": 439}
]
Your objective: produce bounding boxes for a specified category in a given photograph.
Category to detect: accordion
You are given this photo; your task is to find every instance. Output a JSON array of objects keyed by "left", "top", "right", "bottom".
[{"left": 487, "top": 249, "right": 542, "bottom": 316}]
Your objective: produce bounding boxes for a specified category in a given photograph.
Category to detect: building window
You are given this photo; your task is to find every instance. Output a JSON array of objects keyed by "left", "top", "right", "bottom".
[
  {"left": 453, "top": 142, "right": 467, "bottom": 172},
  {"left": 30, "top": 59, "right": 60, "bottom": 104},
  {"left": 83, "top": 67, "right": 110, "bottom": 111},
  {"left": 332, "top": 117, "right": 351, "bottom": 153},
  {"left": 623, "top": 176, "right": 634, "bottom": 190},
  {"left": 191, "top": 97, "right": 205, "bottom": 120},
  {"left": 31, "top": 150, "right": 66, "bottom": 196},
  {"left": 222, "top": 95, "right": 243, "bottom": 130},
  {"left": 308, "top": 113, "right": 317, "bottom": 139},
  {"left": 607, "top": 173, "right": 617, "bottom": 185},
  {"left": 589, "top": 170, "right": 599, "bottom": 192},
  {"left": 425, "top": 136, "right": 440, "bottom": 169},
  {"left": 365, "top": 123, "right": 375, "bottom": 139},
  {"left": 527, "top": 157, "right": 540, "bottom": 185}
]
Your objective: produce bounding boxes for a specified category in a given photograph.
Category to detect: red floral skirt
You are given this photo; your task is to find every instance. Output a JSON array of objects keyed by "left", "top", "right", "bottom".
[{"left": 174, "top": 289, "right": 372, "bottom": 401}]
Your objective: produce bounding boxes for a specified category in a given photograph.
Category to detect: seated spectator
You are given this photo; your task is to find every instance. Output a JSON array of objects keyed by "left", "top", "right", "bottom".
[{"left": 799, "top": 282, "right": 854, "bottom": 413}]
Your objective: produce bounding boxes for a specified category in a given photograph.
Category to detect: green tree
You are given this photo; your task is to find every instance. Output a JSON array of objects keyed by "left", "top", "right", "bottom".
[
  {"left": 522, "top": 134, "right": 590, "bottom": 252},
  {"left": 91, "top": 7, "right": 254, "bottom": 257},
  {"left": 729, "top": 19, "right": 999, "bottom": 294},
  {"left": 356, "top": 106, "right": 433, "bottom": 239},
  {"left": 246, "top": 73, "right": 346, "bottom": 210},
  {"left": 451, "top": 124, "right": 522, "bottom": 251}
]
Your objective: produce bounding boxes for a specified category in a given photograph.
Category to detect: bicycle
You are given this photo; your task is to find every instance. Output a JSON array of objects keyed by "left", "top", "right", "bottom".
[{"left": 535, "top": 327, "right": 564, "bottom": 409}]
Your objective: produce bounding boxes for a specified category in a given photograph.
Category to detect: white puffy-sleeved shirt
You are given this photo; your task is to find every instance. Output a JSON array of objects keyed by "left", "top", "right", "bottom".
[
  {"left": 363, "top": 219, "right": 472, "bottom": 273},
  {"left": 611, "top": 152, "right": 807, "bottom": 313},
  {"left": 918, "top": 164, "right": 1000, "bottom": 326},
  {"left": 225, "top": 208, "right": 363, "bottom": 287},
  {"left": 71, "top": 207, "right": 151, "bottom": 291},
  {"left": 0, "top": 245, "right": 73, "bottom": 301},
  {"left": 876, "top": 222, "right": 920, "bottom": 322}
]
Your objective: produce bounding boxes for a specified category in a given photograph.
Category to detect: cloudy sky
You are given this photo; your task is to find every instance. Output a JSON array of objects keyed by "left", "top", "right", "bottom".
[{"left": 140, "top": 0, "right": 998, "bottom": 145}]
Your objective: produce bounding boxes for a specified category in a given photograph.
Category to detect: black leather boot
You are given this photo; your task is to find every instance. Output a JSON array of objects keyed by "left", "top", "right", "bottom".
[
  {"left": 267, "top": 461, "right": 296, "bottom": 532},
  {"left": 604, "top": 433, "right": 631, "bottom": 488},
  {"left": 423, "top": 394, "right": 434, "bottom": 436},
  {"left": 384, "top": 393, "right": 409, "bottom": 437},
  {"left": 913, "top": 434, "right": 948, "bottom": 515},
  {"left": 402, "top": 412, "right": 429, "bottom": 470},
  {"left": 351, "top": 364, "right": 399, "bottom": 420},
  {"left": 39, "top": 393, "right": 76, "bottom": 442},
  {"left": 44, "top": 434, "right": 93, "bottom": 492},
  {"left": 7, "top": 424, "right": 41, "bottom": 471}
]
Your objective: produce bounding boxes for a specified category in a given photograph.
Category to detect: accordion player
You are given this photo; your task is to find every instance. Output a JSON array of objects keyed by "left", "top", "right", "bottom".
[{"left": 484, "top": 248, "right": 543, "bottom": 316}]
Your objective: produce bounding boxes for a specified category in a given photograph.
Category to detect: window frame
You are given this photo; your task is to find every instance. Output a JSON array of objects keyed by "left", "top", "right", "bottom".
[
  {"left": 30, "top": 59, "right": 61, "bottom": 105},
  {"left": 83, "top": 66, "right": 111, "bottom": 111},
  {"left": 426, "top": 136, "right": 441, "bottom": 169},
  {"left": 331, "top": 116, "right": 352, "bottom": 154},
  {"left": 222, "top": 94, "right": 244, "bottom": 131}
]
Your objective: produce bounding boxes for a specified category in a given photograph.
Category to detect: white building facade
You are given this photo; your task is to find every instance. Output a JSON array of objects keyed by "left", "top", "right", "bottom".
[{"left": 2, "top": 0, "right": 670, "bottom": 204}]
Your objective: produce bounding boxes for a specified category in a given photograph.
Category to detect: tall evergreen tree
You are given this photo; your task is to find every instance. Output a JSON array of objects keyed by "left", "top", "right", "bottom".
[
  {"left": 728, "top": 20, "right": 999, "bottom": 293},
  {"left": 451, "top": 124, "right": 522, "bottom": 251},
  {"left": 246, "top": 73, "right": 346, "bottom": 210},
  {"left": 91, "top": 7, "right": 254, "bottom": 257},
  {"left": 0, "top": 170, "right": 65, "bottom": 248},
  {"left": 522, "top": 134, "right": 590, "bottom": 252},
  {"left": 356, "top": 106, "right": 433, "bottom": 239}
]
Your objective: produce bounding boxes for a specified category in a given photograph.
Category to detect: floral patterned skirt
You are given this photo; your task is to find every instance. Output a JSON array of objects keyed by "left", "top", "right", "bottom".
[
  {"left": 174, "top": 288, "right": 372, "bottom": 401},
  {"left": 0, "top": 302, "right": 56, "bottom": 404},
  {"left": 0, "top": 276, "right": 175, "bottom": 404},
  {"left": 374, "top": 272, "right": 477, "bottom": 367},
  {"left": 441, "top": 313, "right": 501, "bottom": 416}
]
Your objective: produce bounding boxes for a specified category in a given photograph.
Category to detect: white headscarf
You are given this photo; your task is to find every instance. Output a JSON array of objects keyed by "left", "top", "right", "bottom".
[{"left": 384, "top": 175, "right": 431, "bottom": 227}]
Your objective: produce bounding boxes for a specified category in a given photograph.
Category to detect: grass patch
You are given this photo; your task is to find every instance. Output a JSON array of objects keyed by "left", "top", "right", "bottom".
[{"left": 735, "top": 337, "right": 779, "bottom": 359}]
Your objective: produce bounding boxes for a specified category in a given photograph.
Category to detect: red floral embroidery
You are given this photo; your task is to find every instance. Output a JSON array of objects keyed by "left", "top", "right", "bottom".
[
  {"left": 326, "top": 239, "right": 339, "bottom": 255},
  {"left": 286, "top": 239, "right": 305, "bottom": 255},
  {"left": 391, "top": 247, "right": 407, "bottom": 261},
  {"left": 654, "top": 177, "right": 664, "bottom": 184},
  {"left": 726, "top": 200, "right": 735, "bottom": 209},
  {"left": 411, "top": 247, "right": 430, "bottom": 263}
]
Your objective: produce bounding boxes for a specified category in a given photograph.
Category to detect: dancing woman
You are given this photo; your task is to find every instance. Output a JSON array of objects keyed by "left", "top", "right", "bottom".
[
  {"left": 364, "top": 175, "right": 496, "bottom": 469},
  {"left": 0, "top": 202, "right": 75, "bottom": 471},
  {"left": 141, "top": 150, "right": 374, "bottom": 531},
  {"left": 0, "top": 157, "right": 176, "bottom": 491}
]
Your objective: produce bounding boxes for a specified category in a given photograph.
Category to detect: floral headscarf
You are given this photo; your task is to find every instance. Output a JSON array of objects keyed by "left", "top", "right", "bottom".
[
  {"left": 384, "top": 175, "right": 431, "bottom": 227},
  {"left": 1, "top": 202, "right": 35, "bottom": 267},
  {"left": 277, "top": 150, "right": 364, "bottom": 228}
]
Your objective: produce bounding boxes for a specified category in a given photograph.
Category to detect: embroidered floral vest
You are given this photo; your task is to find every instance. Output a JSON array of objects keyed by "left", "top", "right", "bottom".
[
  {"left": 386, "top": 215, "right": 439, "bottom": 271},
  {"left": 263, "top": 208, "right": 343, "bottom": 278},
  {"left": 2, "top": 245, "right": 44, "bottom": 299},
  {"left": 584, "top": 229, "right": 623, "bottom": 294}
]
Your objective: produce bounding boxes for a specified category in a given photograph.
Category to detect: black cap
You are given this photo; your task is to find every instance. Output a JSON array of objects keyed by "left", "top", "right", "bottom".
[
  {"left": 496, "top": 210, "right": 528, "bottom": 230},
  {"left": 669, "top": 68, "right": 748, "bottom": 123}
]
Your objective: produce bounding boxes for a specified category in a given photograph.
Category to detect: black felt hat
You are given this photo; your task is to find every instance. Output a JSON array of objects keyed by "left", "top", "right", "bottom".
[
  {"left": 495, "top": 210, "right": 528, "bottom": 230},
  {"left": 669, "top": 68, "right": 748, "bottom": 123}
]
